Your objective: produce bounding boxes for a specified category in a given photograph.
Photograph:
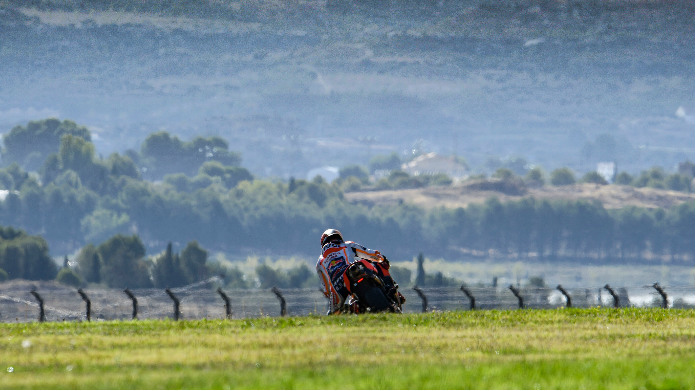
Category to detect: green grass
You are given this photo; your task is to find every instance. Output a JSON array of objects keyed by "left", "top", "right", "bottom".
[{"left": 1, "top": 308, "right": 693, "bottom": 389}]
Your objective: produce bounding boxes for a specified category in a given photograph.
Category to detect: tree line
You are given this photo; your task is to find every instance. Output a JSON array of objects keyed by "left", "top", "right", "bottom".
[
  {"left": 356, "top": 152, "right": 694, "bottom": 193},
  {"left": 0, "top": 119, "right": 693, "bottom": 289},
  {"left": 0, "top": 227, "right": 325, "bottom": 290}
]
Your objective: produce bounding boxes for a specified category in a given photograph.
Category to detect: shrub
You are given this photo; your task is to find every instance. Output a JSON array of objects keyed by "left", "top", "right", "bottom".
[
  {"left": 550, "top": 168, "right": 576, "bottom": 186},
  {"left": 524, "top": 167, "right": 545, "bottom": 187},
  {"left": 581, "top": 171, "right": 608, "bottom": 185},
  {"left": 369, "top": 152, "right": 402, "bottom": 173},
  {"left": 338, "top": 176, "right": 364, "bottom": 192},
  {"left": 614, "top": 172, "right": 633, "bottom": 185},
  {"left": 527, "top": 276, "right": 546, "bottom": 288},
  {"left": 339, "top": 165, "right": 370, "bottom": 183},
  {"left": 492, "top": 168, "right": 515, "bottom": 181},
  {"left": 56, "top": 268, "right": 82, "bottom": 288}
]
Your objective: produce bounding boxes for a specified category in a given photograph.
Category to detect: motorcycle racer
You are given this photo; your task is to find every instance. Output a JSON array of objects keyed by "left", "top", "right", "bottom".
[{"left": 316, "top": 228, "right": 398, "bottom": 314}]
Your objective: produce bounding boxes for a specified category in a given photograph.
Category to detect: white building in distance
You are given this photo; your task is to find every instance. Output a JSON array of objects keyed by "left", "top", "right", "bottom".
[{"left": 597, "top": 162, "right": 617, "bottom": 183}]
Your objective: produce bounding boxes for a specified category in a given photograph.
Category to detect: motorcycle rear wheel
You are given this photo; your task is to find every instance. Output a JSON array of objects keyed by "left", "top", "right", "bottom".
[{"left": 357, "top": 284, "right": 391, "bottom": 312}]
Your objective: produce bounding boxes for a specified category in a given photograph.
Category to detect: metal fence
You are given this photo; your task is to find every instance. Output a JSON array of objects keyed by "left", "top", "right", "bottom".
[{"left": 1, "top": 279, "right": 693, "bottom": 323}]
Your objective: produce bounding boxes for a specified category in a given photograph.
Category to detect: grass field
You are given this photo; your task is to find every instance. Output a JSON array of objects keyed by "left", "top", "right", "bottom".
[{"left": 1, "top": 309, "right": 693, "bottom": 389}]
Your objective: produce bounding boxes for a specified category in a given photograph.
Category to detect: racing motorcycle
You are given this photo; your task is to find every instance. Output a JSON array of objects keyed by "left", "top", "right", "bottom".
[{"left": 342, "top": 258, "right": 403, "bottom": 314}]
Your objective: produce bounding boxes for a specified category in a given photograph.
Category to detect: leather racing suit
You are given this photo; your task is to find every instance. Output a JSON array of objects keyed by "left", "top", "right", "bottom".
[{"left": 316, "top": 240, "right": 385, "bottom": 314}]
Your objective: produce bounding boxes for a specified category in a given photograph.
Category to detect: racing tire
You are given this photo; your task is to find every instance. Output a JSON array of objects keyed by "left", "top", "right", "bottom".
[{"left": 357, "top": 284, "right": 391, "bottom": 312}]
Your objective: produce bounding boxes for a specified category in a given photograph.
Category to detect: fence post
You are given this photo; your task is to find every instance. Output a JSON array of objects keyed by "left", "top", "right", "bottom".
[
  {"left": 603, "top": 284, "right": 620, "bottom": 308},
  {"left": 272, "top": 287, "right": 287, "bottom": 316},
  {"left": 652, "top": 283, "right": 669, "bottom": 309},
  {"left": 460, "top": 285, "right": 476, "bottom": 310},
  {"left": 217, "top": 288, "right": 232, "bottom": 319},
  {"left": 413, "top": 286, "right": 428, "bottom": 312},
  {"left": 165, "top": 288, "right": 181, "bottom": 321},
  {"left": 30, "top": 290, "right": 45, "bottom": 322},
  {"left": 556, "top": 285, "right": 572, "bottom": 308},
  {"left": 509, "top": 285, "right": 524, "bottom": 309},
  {"left": 123, "top": 288, "right": 138, "bottom": 320},
  {"left": 77, "top": 288, "right": 91, "bottom": 321}
]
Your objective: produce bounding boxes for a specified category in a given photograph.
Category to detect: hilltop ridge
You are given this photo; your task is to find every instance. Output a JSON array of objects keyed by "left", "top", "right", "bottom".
[
  {"left": 345, "top": 182, "right": 695, "bottom": 210},
  {"left": 0, "top": 0, "right": 693, "bottom": 180}
]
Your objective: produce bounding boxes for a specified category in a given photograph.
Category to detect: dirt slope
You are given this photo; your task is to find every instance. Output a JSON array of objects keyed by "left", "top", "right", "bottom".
[{"left": 345, "top": 182, "right": 694, "bottom": 210}]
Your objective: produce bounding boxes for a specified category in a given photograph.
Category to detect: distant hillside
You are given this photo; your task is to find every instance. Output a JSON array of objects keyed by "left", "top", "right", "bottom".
[
  {"left": 0, "top": 0, "right": 693, "bottom": 180},
  {"left": 345, "top": 182, "right": 695, "bottom": 210}
]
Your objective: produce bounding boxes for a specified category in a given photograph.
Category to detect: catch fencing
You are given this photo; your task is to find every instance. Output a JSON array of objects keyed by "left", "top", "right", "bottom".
[{"left": 0, "top": 279, "right": 693, "bottom": 323}]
